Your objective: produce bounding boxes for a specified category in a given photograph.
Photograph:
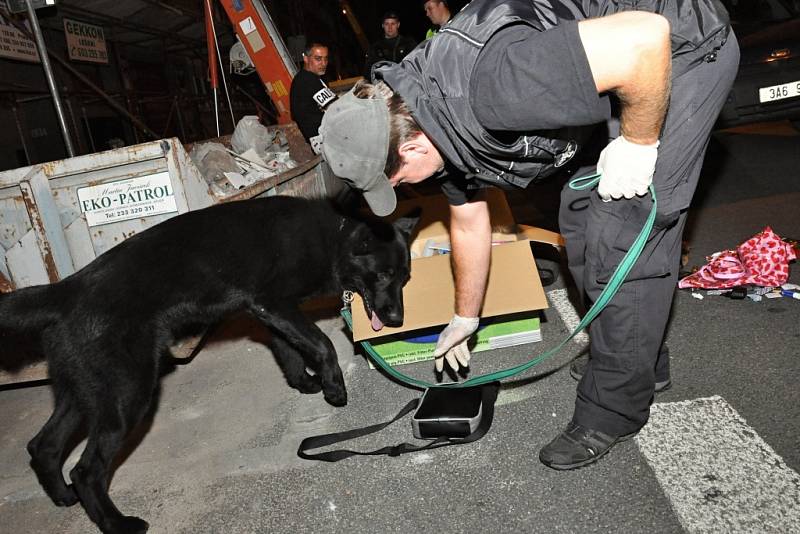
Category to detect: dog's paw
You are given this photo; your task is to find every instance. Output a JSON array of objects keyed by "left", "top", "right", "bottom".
[
  {"left": 52, "top": 485, "right": 79, "bottom": 507},
  {"left": 290, "top": 373, "right": 322, "bottom": 394},
  {"left": 323, "top": 387, "right": 347, "bottom": 407},
  {"left": 106, "top": 515, "right": 149, "bottom": 534}
]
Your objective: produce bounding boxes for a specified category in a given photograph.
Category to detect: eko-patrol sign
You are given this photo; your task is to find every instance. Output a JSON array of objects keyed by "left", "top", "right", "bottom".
[
  {"left": 77, "top": 173, "right": 178, "bottom": 227},
  {"left": 63, "top": 17, "right": 107, "bottom": 64}
]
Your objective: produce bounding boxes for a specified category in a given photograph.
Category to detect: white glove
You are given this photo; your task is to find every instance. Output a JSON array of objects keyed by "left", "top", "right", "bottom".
[
  {"left": 596, "top": 136, "right": 659, "bottom": 201},
  {"left": 433, "top": 314, "right": 480, "bottom": 372}
]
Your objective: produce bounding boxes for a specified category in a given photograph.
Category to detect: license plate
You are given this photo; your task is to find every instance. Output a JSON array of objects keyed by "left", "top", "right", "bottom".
[{"left": 758, "top": 80, "right": 800, "bottom": 103}]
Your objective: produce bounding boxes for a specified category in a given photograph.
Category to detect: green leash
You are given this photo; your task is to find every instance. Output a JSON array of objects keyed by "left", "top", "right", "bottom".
[{"left": 342, "top": 174, "right": 657, "bottom": 390}]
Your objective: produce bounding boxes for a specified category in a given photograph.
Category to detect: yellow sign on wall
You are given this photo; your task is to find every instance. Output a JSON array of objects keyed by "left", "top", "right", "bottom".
[{"left": 64, "top": 18, "right": 108, "bottom": 64}]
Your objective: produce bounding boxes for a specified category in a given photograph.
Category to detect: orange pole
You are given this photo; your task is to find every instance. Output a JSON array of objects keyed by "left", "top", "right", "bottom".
[
  {"left": 205, "top": 0, "right": 218, "bottom": 90},
  {"left": 218, "top": 0, "right": 295, "bottom": 124},
  {"left": 205, "top": 0, "right": 220, "bottom": 135}
]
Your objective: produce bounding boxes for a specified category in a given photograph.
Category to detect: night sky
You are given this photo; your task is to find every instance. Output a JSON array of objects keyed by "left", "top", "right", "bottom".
[
  {"left": 349, "top": 0, "right": 465, "bottom": 41},
  {"left": 266, "top": 0, "right": 469, "bottom": 79}
]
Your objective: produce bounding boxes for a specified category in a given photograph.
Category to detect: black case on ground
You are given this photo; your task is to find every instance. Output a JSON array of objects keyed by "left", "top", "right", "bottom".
[{"left": 411, "top": 387, "right": 483, "bottom": 439}]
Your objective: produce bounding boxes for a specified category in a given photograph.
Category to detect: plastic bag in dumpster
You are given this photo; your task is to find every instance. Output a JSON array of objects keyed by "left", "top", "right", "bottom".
[
  {"left": 231, "top": 115, "right": 291, "bottom": 162},
  {"left": 190, "top": 118, "right": 299, "bottom": 193},
  {"left": 678, "top": 226, "right": 797, "bottom": 289}
]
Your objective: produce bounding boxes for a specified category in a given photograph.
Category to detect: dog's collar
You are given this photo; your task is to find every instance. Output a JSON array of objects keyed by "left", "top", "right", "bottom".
[{"left": 342, "top": 290, "right": 354, "bottom": 306}]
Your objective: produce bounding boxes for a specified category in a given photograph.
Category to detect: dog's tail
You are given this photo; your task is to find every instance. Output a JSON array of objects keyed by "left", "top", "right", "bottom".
[{"left": 0, "top": 284, "right": 62, "bottom": 334}]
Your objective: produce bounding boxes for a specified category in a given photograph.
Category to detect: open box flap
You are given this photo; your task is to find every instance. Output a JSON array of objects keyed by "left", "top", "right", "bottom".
[
  {"left": 391, "top": 188, "right": 518, "bottom": 257},
  {"left": 516, "top": 224, "right": 565, "bottom": 248}
]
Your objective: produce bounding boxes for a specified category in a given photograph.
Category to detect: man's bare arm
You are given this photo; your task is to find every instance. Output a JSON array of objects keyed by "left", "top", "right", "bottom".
[
  {"left": 449, "top": 197, "right": 492, "bottom": 317},
  {"left": 578, "top": 12, "right": 671, "bottom": 144}
]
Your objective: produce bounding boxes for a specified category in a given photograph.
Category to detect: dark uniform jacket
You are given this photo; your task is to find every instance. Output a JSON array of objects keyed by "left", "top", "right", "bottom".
[
  {"left": 289, "top": 69, "right": 336, "bottom": 141},
  {"left": 364, "top": 35, "right": 417, "bottom": 79},
  {"left": 377, "top": 0, "right": 730, "bottom": 189}
]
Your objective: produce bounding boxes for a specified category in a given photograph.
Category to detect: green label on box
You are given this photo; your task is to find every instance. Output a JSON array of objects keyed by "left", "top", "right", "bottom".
[{"left": 367, "top": 313, "right": 541, "bottom": 367}]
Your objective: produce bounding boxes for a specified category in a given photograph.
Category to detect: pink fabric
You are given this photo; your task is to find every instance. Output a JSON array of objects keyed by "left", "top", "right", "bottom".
[{"left": 678, "top": 227, "right": 797, "bottom": 289}]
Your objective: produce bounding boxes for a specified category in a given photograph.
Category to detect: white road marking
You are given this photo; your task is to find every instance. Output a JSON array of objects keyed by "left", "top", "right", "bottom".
[
  {"left": 546, "top": 288, "right": 590, "bottom": 345},
  {"left": 636, "top": 396, "right": 800, "bottom": 533}
]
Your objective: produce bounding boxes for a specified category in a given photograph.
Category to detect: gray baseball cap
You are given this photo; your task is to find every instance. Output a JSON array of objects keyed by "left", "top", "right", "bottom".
[{"left": 319, "top": 89, "right": 396, "bottom": 216}]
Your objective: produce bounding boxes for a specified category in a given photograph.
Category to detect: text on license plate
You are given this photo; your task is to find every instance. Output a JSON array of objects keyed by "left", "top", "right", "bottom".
[{"left": 759, "top": 80, "right": 800, "bottom": 103}]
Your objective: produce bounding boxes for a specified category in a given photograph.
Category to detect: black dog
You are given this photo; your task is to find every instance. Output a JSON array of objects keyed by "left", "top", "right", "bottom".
[{"left": 0, "top": 196, "right": 419, "bottom": 534}]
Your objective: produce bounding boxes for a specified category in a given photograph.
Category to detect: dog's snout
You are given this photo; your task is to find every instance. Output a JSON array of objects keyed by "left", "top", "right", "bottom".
[{"left": 384, "top": 308, "right": 404, "bottom": 327}]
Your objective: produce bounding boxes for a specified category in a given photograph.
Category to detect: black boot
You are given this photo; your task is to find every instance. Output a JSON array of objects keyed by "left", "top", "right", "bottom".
[{"left": 539, "top": 422, "right": 637, "bottom": 470}]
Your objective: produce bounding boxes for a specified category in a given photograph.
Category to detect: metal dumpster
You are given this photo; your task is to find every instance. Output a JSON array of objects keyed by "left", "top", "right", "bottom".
[
  {"left": 0, "top": 122, "right": 340, "bottom": 385},
  {"left": 0, "top": 123, "right": 336, "bottom": 290}
]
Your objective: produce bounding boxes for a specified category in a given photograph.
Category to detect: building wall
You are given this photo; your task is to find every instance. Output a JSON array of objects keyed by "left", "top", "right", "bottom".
[{"left": 0, "top": 9, "right": 258, "bottom": 173}]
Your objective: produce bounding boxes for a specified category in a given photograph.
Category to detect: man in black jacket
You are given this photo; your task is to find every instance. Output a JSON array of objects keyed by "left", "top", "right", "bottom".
[
  {"left": 289, "top": 42, "right": 335, "bottom": 144},
  {"left": 319, "top": 0, "right": 739, "bottom": 470},
  {"left": 364, "top": 11, "right": 417, "bottom": 80}
]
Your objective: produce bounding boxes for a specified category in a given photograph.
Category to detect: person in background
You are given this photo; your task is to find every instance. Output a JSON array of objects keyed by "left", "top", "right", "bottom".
[
  {"left": 423, "top": 0, "right": 452, "bottom": 39},
  {"left": 364, "top": 11, "right": 417, "bottom": 80},
  {"left": 318, "top": 0, "right": 738, "bottom": 471},
  {"left": 289, "top": 42, "right": 336, "bottom": 145}
]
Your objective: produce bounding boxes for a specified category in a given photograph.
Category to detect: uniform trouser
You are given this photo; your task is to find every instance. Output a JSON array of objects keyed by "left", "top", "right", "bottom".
[{"left": 557, "top": 33, "right": 740, "bottom": 436}]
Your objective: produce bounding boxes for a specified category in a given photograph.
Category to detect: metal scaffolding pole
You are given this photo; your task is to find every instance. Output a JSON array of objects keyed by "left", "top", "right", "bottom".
[
  {"left": 24, "top": 0, "right": 75, "bottom": 157},
  {"left": 12, "top": 102, "right": 32, "bottom": 165},
  {"left": 81, "top": 105, "right": 96, "bottom": 152},
  {"left": 7, "top": 14, "right": 159, "bottom": 141}
]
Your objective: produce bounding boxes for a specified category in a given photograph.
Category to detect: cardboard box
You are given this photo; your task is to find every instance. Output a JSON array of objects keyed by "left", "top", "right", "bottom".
[
  {"left": 350, "top": 189, "right": 563, "bottom": 366},
  {"left": 395, "top": 188, "right": 519, "bottom": 259}
]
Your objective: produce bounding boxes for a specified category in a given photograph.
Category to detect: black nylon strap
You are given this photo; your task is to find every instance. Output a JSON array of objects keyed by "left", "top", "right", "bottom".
[{"left": 297, "top": 382, "right": 500, "bottom": 462}]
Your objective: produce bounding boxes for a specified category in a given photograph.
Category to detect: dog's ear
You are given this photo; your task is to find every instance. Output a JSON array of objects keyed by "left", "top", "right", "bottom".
[
  {"left": 349, "top": 208, "right": 421, "bottom": 255},
  {"left": 392, "top": 207, "right": 422, "bottom": 239}
]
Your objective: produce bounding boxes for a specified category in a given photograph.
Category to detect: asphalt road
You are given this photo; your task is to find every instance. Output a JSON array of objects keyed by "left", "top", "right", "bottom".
[{"left": 0, "top": 122, "right": 798, "bottom": 533}]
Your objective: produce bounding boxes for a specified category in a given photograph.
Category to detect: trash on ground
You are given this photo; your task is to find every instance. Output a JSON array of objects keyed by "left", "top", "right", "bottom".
[
  {"left": 689, "top": 284, "right": 800, "bottom": 302},
  {"left": 678, "top": 226, "right": 796, "bottom": 290}
]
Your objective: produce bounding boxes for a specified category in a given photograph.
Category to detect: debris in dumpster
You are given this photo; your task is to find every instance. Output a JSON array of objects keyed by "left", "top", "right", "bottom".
[
  {"left": 231, "top": 115, "right": 293, "bottom": 163},
  {"left": 230, "top": 148, "right": 271, "bottom": 172},
  {"left": 678, "top": 226, "right": 796, "bottom": 290},
  {"left": 188, "top": 117, "right": 298, "bottom": 194},
  {"left": 223, "top": 171, "right": 249, "bottom": 189},
  {"left": 189, "top": 142, "right": 240, "bottom": 195}
]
